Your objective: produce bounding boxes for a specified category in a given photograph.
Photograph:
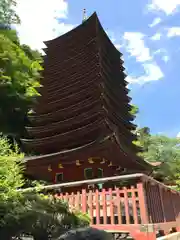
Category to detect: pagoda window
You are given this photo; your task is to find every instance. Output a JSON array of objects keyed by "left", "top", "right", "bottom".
[
  {"left": 56, "top": 173, "right": 64, "bottom": 183},
  {"left": 97, "top": 168, "right": 103, "bottom": 178},
  {"left": 84, "top": 168, "right": 93, "bottom": 179}
]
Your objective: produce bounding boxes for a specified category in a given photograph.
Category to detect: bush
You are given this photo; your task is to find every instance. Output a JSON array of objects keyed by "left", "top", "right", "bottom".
[{"left": 0, "top": 137, "right": 90, "bottom": 239}]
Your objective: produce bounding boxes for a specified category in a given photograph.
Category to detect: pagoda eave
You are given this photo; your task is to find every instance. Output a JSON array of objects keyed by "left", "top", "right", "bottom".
[
  {"left": 25, "top": 136, "right": 150, "bottom": 177},
  {"left": 28, "top": 99, "right": 99, "bottom": 126},
  {"left": 23, "top": 118, "right": 105, "bottom": 142},
  {"left": 26, "top": 108, "right": 101, "bottom": 132}
]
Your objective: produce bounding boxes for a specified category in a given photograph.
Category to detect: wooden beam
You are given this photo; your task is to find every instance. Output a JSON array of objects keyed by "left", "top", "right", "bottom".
[{"left": 19, "top": 173, "right": 180, "bottom": 194}]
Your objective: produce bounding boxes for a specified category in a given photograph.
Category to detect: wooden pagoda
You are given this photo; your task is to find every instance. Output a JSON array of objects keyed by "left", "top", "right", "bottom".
[{"left": 22, "top": 12, "right": 152, "bottom": 185}]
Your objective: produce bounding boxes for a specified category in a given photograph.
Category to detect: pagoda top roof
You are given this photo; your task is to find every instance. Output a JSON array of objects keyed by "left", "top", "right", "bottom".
[
  {"left": 43, "top": 12, "right": 121, "bottom": 55},
  {"left": 43, "top": 12, "right": 97, "bottom": 45}
]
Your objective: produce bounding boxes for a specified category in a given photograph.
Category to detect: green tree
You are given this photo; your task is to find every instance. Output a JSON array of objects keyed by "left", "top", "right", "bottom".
[
  {"left": 15, "top": 195, "right": 89, "bottom": 240},
  {"left": 0, "top": 0, "right": 43, "bottom": 139},
  {"left": 0, "top": 137, "right": 90, "bottom": 239},
  {"left": 130, "top": 104, "right": 139, "bottom": 116},
  {"left": 0, "top": 29, "right": 42, "bottom": 138},
  {"left": 135, "top": 128, "right": 180, "bottom": 185},
  {"left": 0, "top": 0, "right": 20, "bottom": 26},
  {"left": 1, "top": 193, "right": 89, "bottom": 240},
  {"left": 21, "top": 43, "right": 42, "bottom": 61},
  {"left": 175, "top": 173, "right": 180, "bottom": 190},
  {"left": 0, "top": 136, "right": 25, "bottom": 238},
  {"left": 134, "top": 127, "right": 151, "bottom": 151}
]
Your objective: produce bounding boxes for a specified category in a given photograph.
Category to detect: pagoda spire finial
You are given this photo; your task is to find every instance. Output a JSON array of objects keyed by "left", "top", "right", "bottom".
[{"left": 82, "top": 9, "right": 87, "bottom": 22}]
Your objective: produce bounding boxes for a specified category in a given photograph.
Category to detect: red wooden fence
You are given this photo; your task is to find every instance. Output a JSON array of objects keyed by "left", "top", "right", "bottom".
[
  {"left": 56, "top": 184, "right": 144, "bottom": 225},
  {"left": 54, "top": 174, "right": 180, "bottom": 239},
  {"left": 22, "top": 174, "right": 180, "bottom": 239}
]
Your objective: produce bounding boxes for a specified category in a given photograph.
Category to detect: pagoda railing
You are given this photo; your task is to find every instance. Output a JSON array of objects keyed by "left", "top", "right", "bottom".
[{"left": 22, "top": 174, "right": 180, "bottom": 239}]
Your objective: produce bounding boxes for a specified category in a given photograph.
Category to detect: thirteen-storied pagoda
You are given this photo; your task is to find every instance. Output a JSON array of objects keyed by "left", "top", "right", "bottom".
[{"left": 22, "top": 12, "right": 152, "bottom": 184}]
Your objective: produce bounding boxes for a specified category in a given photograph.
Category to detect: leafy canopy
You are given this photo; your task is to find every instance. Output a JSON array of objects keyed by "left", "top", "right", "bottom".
[
  {"left": 135, "top": 128, "right": 180, "bottom": 188},
  {"left": 0, "top": 0, "right": 20, "bottom": 26},
  {"left": 0, "top": 136, "right": 24, "bottom": 201},
  {"left": 0, "top": 28, "right": 42, "bottom": 137},
  {"left": 0, "top": 136, "right": 90, "bottom": 239}
]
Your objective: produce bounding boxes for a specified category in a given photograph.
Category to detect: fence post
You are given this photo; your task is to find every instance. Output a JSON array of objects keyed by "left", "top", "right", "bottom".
[
  {"left": 82, "top": 189, "right": 87, "bottom": 213},
  {"left": 159, "top": 185, "right": 166, "bottom": 222},
  {"left": 137, "top": 182, "right": 149, "bottom": 224},
  {"left": 131, "top": 182, "right": 156, "bottom": 240}
]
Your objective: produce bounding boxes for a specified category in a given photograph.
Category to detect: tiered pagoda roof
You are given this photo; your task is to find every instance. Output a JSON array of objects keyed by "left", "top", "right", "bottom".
[{"left": 22, "top": 12, "right": 152, "bottom": 173}]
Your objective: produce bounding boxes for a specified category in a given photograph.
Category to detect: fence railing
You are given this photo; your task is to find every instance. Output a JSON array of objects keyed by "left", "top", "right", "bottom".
[
  {"left": 22, "top": 173, "right": 180, "bottom": 236},
  {"left": 53, "top": 174, "right": 180, "bottom": 234},
  {"left": 56, "top": 183, "right": 145, "bottom": 225},
  {"left": 144, "top": 180, "right": 180, "bottom": 225}
]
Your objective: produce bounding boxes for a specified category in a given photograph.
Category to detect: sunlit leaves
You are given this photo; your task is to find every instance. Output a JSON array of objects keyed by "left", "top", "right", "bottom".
[
  {"left": 0, "top": 0, "right": 20, "bottom": 26},
  {"left": 0, "top": 136, "right": 24, "bottom": 202},
  {"left": 136, "top": 128, "right": 180, "bottom": 185},
  {"left": 0, "top": 29, "right": 42, "bottom": 136},
  {"left": 0, "top": 137, "right": 90, "bottom": 239}
]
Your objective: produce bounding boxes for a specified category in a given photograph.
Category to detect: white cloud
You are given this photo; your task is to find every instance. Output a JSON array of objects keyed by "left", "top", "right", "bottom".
[
  {"left": 106, "top": 31, "right": 122, "bottom": 50},
  {"left": 114, "top": 44, "right": 122, "bottom": 50},
  {"left": 177, "top": 132, "right": 180, "bottom": 138},
  {"left": 149, "top": 17, "right": 161, "bottom": 27},
  {"left": 15, "top": 0, "right": 75, "bottom": 51},
  {"left": 123, "top": 32, "right": 152, "bottom": 62},
  {"left": 154, "top": 49, "right": 169, "bottom": 62},
  {"left": 126, "top": 63, "right": 164, "bottom": 84},
  {"left": 151, "top": 32, "right": 162, "bottom": 40},
  {"left": 167, "top": 27, "right": 180, "bottom": 37},
  {"left": 162, "top": 55, "right": 169, "bottom": 62},
  {"left": 154, "top": 49, "right": 162, "bottom": 54},
  {"left": 123, "top": 32, "right": 163, "bottom": 84},
  {"left": 148, "top": 0, "right": 180, "bottom": 15}
]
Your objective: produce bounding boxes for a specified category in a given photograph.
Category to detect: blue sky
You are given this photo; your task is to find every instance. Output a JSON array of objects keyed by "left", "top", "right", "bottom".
[{"left": 15, "top": 0, "right": 180, "bottom": 137}]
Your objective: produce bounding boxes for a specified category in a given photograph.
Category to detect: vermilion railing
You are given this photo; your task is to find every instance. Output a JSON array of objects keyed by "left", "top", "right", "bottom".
[
  {"left": 22, "top": 174, "right": 180, "bottom": 239},
  {"left": 56, "top": 183, "right": 145, "bottom": 225},
  {"left": 54, "top": 174, "right": 180, "bottom": 237},
  {"left": 144, "top": 181, "right": 180, "bottom": 225}
]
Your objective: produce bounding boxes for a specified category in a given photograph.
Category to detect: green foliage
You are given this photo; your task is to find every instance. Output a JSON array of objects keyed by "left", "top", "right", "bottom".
[
  {"left": 0, "top": 29, "right": 42, "bottom": 137},
  {"left": 0, "top": 193, "right": 89, "bottom": 240},
  {"left": 0, "top": 2, "right": 43, "bottom": 138},
  {"left": 0, "top": 137, "right": 90, "bottom": 239},
  {"left": 136, "top": 128, "right": 180, "bottom": 186},
  {"left": 141, "top": 135, "right": 180, "bottom": 163},
  {"left": 175, "top": 176, "right": 180, "bottom": 191},
  {"left": 0, "top": 28, "right": 19, "bottom": 44},
  {"left": 130, "top": 104, "right": 139, "bottom": 116},
  {"left": 0, "top": 193, "right": 90, "bottom": 239},
  {"left": 21, "top": 43, "right": 42, "bottom": 61},
  {"left": 134, "top": 127, "right": 151, "bottom": 151},
  {"left": 0, "top": 136, "right": 24, "bottom": 201},
  {"left": 0, "top": 136, "right": 25, "bottom": 237},
  {"left": 0, "top": 0, "right": 20, "bottom": 26},
  {"left": 20, "top": 194, "right": 89, "bottom": 239}
]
